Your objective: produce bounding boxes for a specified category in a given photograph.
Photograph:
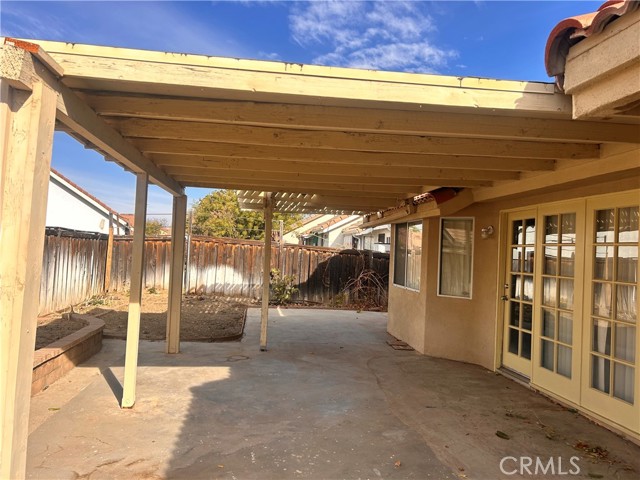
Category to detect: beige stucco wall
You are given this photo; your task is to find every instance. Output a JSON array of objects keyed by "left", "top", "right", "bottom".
[
  {"left": 423, "top": 204, "right": 499, "bottom": 370},
  {"left": 387, "top": 152, "right": 639, "bottom": 371},
  {"left": 387, "top": 220, "right": 428, "bottom": 353}
]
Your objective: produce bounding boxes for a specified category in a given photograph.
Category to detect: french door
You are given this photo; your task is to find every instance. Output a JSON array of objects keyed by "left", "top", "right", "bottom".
[
  {"left": 581, "top": 193, "right": 638, "bottom": 432},
  {"left": 501, "top": 192, "right": 639, "bottom": 435},
  {"left": 502, "top": 210, "right": 536, "bottom": 377},
  {"left": 531, "top": 202, "right": 584, "bottom": 404}
]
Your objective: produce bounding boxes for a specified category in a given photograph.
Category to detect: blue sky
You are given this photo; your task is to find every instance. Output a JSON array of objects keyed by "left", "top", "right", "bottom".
[{"left": 1, "top": 0, "right": 600, "bottom": 219}]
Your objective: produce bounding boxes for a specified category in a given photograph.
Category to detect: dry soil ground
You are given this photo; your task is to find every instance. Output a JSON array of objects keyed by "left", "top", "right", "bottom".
[{"left": 35, "top": 290, "right": 258, "bottom": 349}]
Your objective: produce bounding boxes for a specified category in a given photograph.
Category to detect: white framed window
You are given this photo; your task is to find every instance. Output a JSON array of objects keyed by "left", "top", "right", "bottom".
[
  {"left": 393, "top": 221, "right": 422, "bottom": 290},
  {"left": 438, "top": 217, "right": 474, "bottom": 299}
]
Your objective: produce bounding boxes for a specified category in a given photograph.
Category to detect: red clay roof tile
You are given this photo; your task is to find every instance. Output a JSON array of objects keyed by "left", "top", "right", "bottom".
[{"left": 545, "top": 0, "right": 639, "bottom": 90}]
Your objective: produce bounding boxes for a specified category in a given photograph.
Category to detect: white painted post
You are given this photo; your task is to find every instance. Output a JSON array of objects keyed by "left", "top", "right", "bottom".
[
  {"left": 121, "top": 173, "right": 148, "bottom": 408},
  {"left": 166, "top": 195, "right": 187, "bottom": 354},
  {"left": 0, "top": 81, "right": 57, "bottom": 479},
  {"left": 260, "top": 192, "right": 273, "bottom": 351}
]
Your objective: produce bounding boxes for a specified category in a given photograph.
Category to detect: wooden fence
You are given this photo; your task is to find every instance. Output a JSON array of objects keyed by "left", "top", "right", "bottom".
[
  {"left": 38, "top": 231, "right": 389, "bottom": 315},
  {"left": 39, "top": 228, "right": 108, "bottom": 316},
  {"left": 110, "top": 236, "right": 389, "bottom": 303}
]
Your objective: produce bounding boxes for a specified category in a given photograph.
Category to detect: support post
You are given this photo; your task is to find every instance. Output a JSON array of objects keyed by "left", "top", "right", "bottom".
[
  {"left": 0, "top": 81, "right": 57, "bottom": 480},
  {"left": 104, "top": 213, "right": 114, "bottom": 292},
  {"left": 279, "top": 219, "right": 284, "bottom": 273},
  {"left": 121, "top": 173, "right": 148, "bottom": 408},
  {"left": 166, "top": 195, "right": 187, "bottom": 354},
  {"left": 184, "top": 210, "right": 192, "bottom": 292},
  {"left": 260, "top": 192, "right": 273, "bottom": 351}
]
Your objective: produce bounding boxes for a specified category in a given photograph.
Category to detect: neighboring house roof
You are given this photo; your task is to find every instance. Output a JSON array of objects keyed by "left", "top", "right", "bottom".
[
  {"left": 302, "top": 215, "right": 356, "bottom": 235},
  {"left": 119, "top": 214, "right": 135, "bottom": 226},
  {"left": 343, "top": 224, "right": 390, "bottom": 236},
  {"left": 545, "top": 0, "right": 639, "bottom": 89},
  {"left": 50, "top": 168, "right": 131, "bottom": 228},
  {"left": 285, "top": 214, "right": 326, "bottom": 235},
  {"left": 342, "top": 223, "right": 362, "bottom": 235}
]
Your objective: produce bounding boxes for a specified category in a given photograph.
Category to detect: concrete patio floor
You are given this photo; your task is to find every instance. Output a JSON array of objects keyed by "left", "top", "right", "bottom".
[{"left": 27, "top": 308, "right": 639, "bottom": 480}]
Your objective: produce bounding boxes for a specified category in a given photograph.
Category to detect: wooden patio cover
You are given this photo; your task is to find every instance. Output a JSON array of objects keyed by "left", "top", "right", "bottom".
[
  {"left": 3, "top": 37, "right": 640, "bottom": 479},
  {"left": 8, "top": 38, "right": 639, "bottom": 215}
]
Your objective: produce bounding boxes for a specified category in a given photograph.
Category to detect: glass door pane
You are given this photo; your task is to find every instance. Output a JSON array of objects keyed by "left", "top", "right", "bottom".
[
  {"left": 540, "top": 213, "right": 576, "bottom": 379},
  {"left": 590, "top": 206, "right": 637, "bottom": 405},
  {"left": 504, "top": 214, "right": 536, "bottom": 375}
]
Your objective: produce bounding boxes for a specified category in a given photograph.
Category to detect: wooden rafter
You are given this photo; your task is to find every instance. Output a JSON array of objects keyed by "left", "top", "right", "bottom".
[
  {"left": 153, "top": 155, "right": 521, "bottom": 180},
  {"left": 148, "top": 149, "right": 555, "bottom": 172},
  {"left": 115, "top": 118, "right": 599, "bottom": 159},
  {"left": 81, "top": 93, "right": 640, "bottom": 144},
  {"left": 177, "top": 176, "right": 423, "bottom": 194},
  {"left": 166, "top": 168, "right": 495, "bottom": 187}
]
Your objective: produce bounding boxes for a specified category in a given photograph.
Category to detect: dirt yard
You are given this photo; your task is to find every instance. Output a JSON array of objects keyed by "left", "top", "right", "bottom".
[{"left": 35, "top": 290, "right": 258, "bottom": 349}]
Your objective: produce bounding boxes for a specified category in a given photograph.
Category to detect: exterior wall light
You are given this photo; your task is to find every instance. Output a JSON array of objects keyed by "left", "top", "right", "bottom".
[{"left": 481, "top": 225, "right": 494, "bottom": 239}]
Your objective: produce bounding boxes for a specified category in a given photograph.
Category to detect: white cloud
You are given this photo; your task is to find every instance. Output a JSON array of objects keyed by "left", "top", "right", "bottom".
[
  {"left": 288, "top": 0, "right": 456, "bottom": 73},
  {"left": 258, "top": 51, "right": 282, "bottom": 61},
  {"left": 0, "top": 2, "right": 246, "bottom": 58}
]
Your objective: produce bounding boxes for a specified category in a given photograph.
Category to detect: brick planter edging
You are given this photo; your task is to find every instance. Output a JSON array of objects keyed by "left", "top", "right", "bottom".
[{"left": 32, "top": 314, "right": 105, "bottom": 396}]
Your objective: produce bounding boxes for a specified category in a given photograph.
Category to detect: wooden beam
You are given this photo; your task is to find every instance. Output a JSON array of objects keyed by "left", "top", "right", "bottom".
[
  {"left": 0, "top": 81, "right": 57, "bottom": 480},
  {"left": 82, "top": 94, "right": 640, "bottom": 144},
  {"left": 473, "top": 146, "right": 640, "bottom": 202},
  {"left": 166, "top": 195, "right": 187, "bottom": 354},
  {"left": 157, "top": 158, "right": 519, "bottom": 181},
  {"left": 140, "top": 141, "right": 555, "bottom": 171},
  {"left": 122, "top": 173, "right": 148, "bottom": 408},
  {"left": 240, "top": 195, "right": 395, "bottom": 210},
  {"left": 246, "top": 191, "right": 398, "bottom": 205},
  {"left": 168, "top": 169, "right": 493, "bottom": 188},
  {"left": 118, "top": 118, "right": 598, "bottom": 159},
  {"left": 260, "top": 193, "right": 273, "bottom": 351},
  {"left": 174, "top": 177, "right": 422, "bottom": 194},
  {"left": 208, "top": 184, "right": 409, "bottom": 199},
  {"left": 240, "top": 203, "right": 387, "bottom": 214},
  {"left": 28, "top": 39, "right": 571, "bottom": 115}
]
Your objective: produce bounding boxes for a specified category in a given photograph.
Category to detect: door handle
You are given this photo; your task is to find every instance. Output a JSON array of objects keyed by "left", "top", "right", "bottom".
[{"left": 500, "top": 295, "right": 508, "bottom": 301}]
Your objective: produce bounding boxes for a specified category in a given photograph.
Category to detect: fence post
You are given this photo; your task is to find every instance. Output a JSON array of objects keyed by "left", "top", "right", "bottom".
[
  {"left": 184, "top": 209, "right": 192, "bottom": 293},
  {"left": 105, "top": 213, "right": 114, "bottom": 292},
  {"left": 279, "top": 219, "right": 284, "bottom": 273},
  {"left": 260, "top": 193, "right": 273, "bottom": 351}
]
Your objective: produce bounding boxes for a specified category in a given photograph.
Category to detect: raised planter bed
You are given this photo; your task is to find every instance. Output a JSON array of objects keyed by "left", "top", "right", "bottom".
[{"left": 32, "top": 314, "right": 104, "bottom": 396}]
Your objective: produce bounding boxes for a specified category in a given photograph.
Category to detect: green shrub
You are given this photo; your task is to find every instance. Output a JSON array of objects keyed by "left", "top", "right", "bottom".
[{"left": 269, "top": 268, "right": 298, "bottom": 305}]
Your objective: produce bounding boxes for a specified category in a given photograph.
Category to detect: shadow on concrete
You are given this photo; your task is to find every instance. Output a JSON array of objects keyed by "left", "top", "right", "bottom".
[{"left": 101, "top": 367, "right": 123, "bottom": 407}]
